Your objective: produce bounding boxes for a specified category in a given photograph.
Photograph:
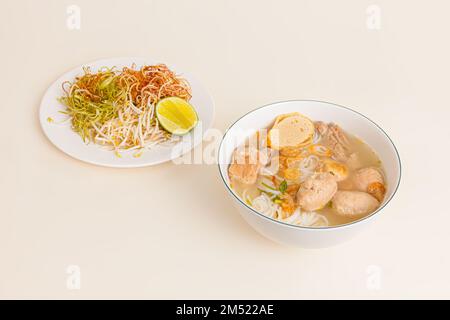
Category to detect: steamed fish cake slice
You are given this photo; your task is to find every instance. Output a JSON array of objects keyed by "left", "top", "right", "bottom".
[{"left": 268, "top": 113, "right": 314, "bottom": 150}]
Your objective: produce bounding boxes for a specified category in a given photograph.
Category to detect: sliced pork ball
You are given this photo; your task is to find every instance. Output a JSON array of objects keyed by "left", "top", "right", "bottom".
[
  {"left": 332, "top": 191, "right": 379, "bottom": 216},
  {"left": 296, "top": 173, "right": 337, "bottom": 211},
  {"left": 353, "top": 167, "right": 386, "bottom": 201},
  {"left": 228, "top": 147, "right": 268, "bottom": 185}
]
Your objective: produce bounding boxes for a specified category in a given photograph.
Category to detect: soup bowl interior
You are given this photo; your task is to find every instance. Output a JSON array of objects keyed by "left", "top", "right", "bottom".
[{"left": 218, "top": 100, "right": 401, "bottom": 248}]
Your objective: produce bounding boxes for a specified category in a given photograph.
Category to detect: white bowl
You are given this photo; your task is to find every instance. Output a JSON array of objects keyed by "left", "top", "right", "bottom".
[{"left": 218, "top": 100, "right": 401, "bottom": 248}]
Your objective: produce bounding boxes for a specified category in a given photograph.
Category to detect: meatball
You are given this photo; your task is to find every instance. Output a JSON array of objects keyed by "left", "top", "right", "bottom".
[
  {"left": 296, "top": 173, "right": 337, "bottom": 211},
  {"left": 353, "top": 167, "right": 385, "bottom": 201},
  {"left": 228, "top": 147, "right": 268, "bottom": 185},
  {"left": 332, "top": 191, "right": 379, "bottom": 216}
]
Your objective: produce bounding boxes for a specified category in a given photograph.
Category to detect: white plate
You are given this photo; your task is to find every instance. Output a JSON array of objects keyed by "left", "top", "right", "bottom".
[{"left": 39, "top": 57, "right": 214, "bottom": 168}]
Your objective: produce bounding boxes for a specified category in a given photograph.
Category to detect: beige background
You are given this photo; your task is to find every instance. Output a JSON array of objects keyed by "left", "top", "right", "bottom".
[{"left": 1, "top": 0, "right": 449, "bottom": 299}]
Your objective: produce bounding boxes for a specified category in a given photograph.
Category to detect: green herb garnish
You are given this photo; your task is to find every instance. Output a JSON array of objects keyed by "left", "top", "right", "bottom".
[{"left": 279, "top": 180, "right": 288, "bottom": 193}]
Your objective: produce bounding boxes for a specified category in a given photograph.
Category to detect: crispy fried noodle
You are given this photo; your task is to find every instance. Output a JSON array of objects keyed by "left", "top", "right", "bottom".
[{"left": 58, "top": 64, "right": 192, "bottom": 155}]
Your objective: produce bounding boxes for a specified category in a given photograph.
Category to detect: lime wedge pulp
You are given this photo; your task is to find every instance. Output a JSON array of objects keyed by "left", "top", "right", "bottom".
[{"left": 156, "top": 97, "right": 198, "bottom": 135}]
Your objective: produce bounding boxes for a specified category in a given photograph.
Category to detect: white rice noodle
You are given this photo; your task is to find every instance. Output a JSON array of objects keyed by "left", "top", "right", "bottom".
[
  {"left": 281, "top": 208, "right": 329, "bottom": 227},
  {"left": 251, "top": 193, "right": 281, "bottom": 219},
  {"left": 300, "top": 154, "right": 320, "bottom": 171},
  {"left": 298, "top": 155, "right": 320, "bottom": 182},
  {"left": 251, "top": 195, "right": 329, "bottom": 227},
  {"left": 312, "top": 129, "right": 321, "bottom": 144}
]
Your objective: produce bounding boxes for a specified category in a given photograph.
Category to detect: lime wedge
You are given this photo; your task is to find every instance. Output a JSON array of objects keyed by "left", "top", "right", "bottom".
[{"left": 156, "top": 97, "right": 198, "bottom": 135}]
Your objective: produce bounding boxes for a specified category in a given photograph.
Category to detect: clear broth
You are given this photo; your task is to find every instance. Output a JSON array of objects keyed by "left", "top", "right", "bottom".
[{"left": 230, "top": 126, "right": 386, "bottom": 227}]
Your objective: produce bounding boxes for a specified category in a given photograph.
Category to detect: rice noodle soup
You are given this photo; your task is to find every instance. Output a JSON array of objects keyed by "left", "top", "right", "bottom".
[{"left": 228, "top": 112, "right": 386, "bottom": 228}]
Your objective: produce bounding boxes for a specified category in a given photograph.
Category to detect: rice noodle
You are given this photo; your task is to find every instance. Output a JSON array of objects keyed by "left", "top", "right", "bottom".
[
  {"left": 298, "top": 155, "right": 320, "bottom": 182},
  {"left": 251, "top": 193, "right": 280, "bottom": 218},
  {"left": 312, "top": 129, "right": 321, "bottom": 144},
  {"left": 251, "top": 194, "right": 329, "bottom": 227},
  {"left": 281, "top": 208, "right": 329, "bottom": 227}
]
